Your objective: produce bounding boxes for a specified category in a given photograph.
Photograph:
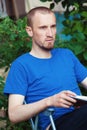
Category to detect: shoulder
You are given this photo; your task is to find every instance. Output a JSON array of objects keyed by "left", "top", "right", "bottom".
[
  {"left": 51, "top": 48, "right": 74, "bottom": 56},
  {"left": 10, "top": 53, "right": 30, "bottom": 70},
  {"left": 15, "top": 53, "right": 29, "bottom": 62}
]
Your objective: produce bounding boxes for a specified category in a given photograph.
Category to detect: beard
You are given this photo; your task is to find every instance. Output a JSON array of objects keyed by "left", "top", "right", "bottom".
[
  {"left": 39, "top": 38, "right": 55, "bottom": 51},
  {"left": 40, "top": 42, "right": 54, "bottom": 51},
  {"left": 33, "top": 37, "right": 55, "bottom": 51}
]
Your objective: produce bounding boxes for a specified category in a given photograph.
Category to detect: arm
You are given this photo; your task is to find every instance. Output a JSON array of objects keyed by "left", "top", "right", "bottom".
[
  {"left": 8, "top": 94, "right": 49, "bottom": 123},
  {"left": 8, "top": 90, "right": 76, "bottom": 123},
  {"left": 80, "top": 77, "right": 87, "bottom": 89}
]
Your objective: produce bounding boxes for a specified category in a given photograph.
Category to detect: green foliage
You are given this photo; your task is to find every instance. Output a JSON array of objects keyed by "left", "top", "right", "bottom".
[
  {"left": 6, "top": 121, "right": 31, "bottom": 130},
  {"left": 62, "top": 3, "right": 87, "bottom": 66},
  {"left": 0, "top": 76, "right": 7, "bottom": 109},
  {"left": 40, "top": 0, "right": 87, "bottom": 66},
  {"left": 0, "top": 16, "right": 32, "bottom": 69},
  {"left": 0, "top": 16, "right": 32, "bottom": 129}
]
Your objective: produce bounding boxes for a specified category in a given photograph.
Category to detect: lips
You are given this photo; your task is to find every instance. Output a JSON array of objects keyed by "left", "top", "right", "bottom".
[{"left": 46, "top": 39, "right": 54, "bottom": 42}]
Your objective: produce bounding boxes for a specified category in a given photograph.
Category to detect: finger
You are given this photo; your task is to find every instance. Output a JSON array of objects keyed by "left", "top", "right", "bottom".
[
  {"left": 60, "top": 94, "right": 77, "bottom": 108},
  {"left": 60, "top": 100, "right": 73, "bottom": 108},
  {"left": 63, "top": 94, "right": 77, "bottom": 104},
  {"left": 64, "top": 90, "right": 76, "bottom": 97}
]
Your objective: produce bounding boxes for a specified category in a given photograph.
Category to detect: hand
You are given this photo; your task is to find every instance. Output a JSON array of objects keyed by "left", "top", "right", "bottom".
[{"left": 48, "top": 90, "right": 77, "bottom": 108}]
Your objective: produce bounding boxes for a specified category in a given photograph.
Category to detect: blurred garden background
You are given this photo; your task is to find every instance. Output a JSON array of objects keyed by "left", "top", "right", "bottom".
[{"left": 0, "top": 0, "right": 87, "bottom": 129}]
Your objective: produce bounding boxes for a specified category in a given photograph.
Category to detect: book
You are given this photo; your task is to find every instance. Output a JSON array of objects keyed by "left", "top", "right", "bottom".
[{"left": 71, "top": 95, "right": 87, "bottom": 107}]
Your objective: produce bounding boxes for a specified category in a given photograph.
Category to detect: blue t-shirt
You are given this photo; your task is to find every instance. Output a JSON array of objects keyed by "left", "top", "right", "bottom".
[{"left": 4, "top": 48, "right": 87, "bottom": 130}]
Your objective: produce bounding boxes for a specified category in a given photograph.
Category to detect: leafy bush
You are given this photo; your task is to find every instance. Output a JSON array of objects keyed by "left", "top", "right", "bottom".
[
  {"left": 0, "top": 76, "right": 7, "bottom": 109},
  {"left": 0, "top": 16, "right": 32, "bottom": 69},
  {"left": 0, "top": 16, "right": 32, "bottom": 129},
  {"left": 62, "top": 3, "right": 87, "bottom": 66}
]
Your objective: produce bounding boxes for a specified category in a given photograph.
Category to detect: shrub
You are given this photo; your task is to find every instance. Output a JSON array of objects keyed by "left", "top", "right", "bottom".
[
  {"left": 0, "top": 16, "right": 32, "bottom": 70},
  {"left": 0, "top": 16, "right": 32, "bottom": 129}
]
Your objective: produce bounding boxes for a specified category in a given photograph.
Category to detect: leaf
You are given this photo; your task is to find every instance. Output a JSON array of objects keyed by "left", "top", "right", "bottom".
[
  {"left": 81, "top": 11, "right": 87, "bottom": 18},
  {"left": 62, "top": 0, "right": 68, "bottom": 8},
  {"left": 71, "top": 32, "right": 85, "bottom": 42},
  {"left": 40, "top": 0, "right": 48, "bottom": 2},
  {"left": 48, "top": 0, "right": 52, "bottom": 1},
  {"left": 83, "top": 52, "right": 87, "bottom": 60},
  {"left": 54, "top": 0, "right": 60, "bottom": 4},
  {"left": 50, "top": 3, "right": 55, "bottom": 9},
  {"left": 72, "top": 44, "right": 85, "bottom": 55},
  {"left": 72, "top": 21, "right": 83, "bottom": 32}
]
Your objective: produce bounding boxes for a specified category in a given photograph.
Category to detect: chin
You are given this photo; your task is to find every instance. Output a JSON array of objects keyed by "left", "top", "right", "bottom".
[{"left": 44, "top": 46, "right": 54, "bottom": 51}]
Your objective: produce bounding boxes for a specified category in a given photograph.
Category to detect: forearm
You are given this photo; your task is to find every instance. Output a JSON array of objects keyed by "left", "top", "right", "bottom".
[
  {"left": 8, "top": 90, "right": 76, "bottom": 123},
  {"left": 80, "top": 77, "right": 87, "bottom": 89},
  {"left": 8, "top": 97, "right": 50, "bottom": 123}
]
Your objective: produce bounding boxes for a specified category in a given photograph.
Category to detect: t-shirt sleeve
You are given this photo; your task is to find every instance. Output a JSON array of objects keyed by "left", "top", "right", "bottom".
[
  {"left": 68, "top": 49, "right": 87, "bottom": 83},
  {"left": 4, "top": 61, "right": 28, "bottom": 96}
]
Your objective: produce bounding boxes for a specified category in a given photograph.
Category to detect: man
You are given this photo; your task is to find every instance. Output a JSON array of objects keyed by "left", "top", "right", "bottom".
[{"left": 4, "top": 6, "right": 87, "bottom": 130}]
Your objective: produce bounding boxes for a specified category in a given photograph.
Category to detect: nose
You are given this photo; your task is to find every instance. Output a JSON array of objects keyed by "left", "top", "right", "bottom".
[{"left": 46, "top": 28, "right": 53, "bottom": 37}]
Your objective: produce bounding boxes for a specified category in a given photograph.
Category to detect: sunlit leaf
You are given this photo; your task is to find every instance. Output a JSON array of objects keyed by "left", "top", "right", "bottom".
[{"left": 81, "top": 11, "right": 87, "bottom": 18}]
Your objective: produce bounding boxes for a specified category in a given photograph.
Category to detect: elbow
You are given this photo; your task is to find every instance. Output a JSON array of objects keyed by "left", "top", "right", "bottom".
[{"left": 8, "top": 111, "right": 18, "bottom": 124}]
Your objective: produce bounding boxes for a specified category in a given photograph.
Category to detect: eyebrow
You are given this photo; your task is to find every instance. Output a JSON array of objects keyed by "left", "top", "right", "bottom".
[{"left": 38, "top": 24, "right": 56, "bottom": 28}]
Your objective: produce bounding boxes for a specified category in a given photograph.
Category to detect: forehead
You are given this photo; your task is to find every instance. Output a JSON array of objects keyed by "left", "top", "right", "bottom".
[{"left": 32, "top": 12, "right": 56, "bottom": 26}]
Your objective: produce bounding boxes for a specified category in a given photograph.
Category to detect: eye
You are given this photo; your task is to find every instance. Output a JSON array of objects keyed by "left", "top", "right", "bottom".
[
  {"left": 39, "top": 26, "right": 47, "bottom": 30},
  {"left": 51, "top": 24, "right": 56, "bottom": 28}
]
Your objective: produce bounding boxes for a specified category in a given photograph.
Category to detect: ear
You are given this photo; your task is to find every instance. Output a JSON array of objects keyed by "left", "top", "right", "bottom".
[{"left": 26, "top": 26, "right": 33, "bottom": 37}]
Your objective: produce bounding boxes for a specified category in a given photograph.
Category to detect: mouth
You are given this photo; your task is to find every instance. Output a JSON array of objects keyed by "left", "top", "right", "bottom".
[{"left": 46, "top": 39, "right": 54, "bottom": 42}]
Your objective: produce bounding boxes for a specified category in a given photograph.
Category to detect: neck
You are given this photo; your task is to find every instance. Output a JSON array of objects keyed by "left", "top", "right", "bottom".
[{"left": 30, "top": 49, "right": 52, "bottom": 59}]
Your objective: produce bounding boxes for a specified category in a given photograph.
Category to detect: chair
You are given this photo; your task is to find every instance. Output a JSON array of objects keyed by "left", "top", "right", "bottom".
[
  {"left": 24, "top": 101, "right": 56, "bottom": 130},
  {"left": 30, "top": 108, "right": 56, "bottom": 130}
]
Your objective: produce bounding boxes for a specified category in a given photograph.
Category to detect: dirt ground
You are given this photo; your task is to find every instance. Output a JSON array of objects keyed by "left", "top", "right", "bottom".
[
  {"left": 0, "top": 109, "right": 6, "bottom": 128},
  {"left": 0, "top": 120, "right": 6, "bottom": 129},
  {"left": 0, "top": 67, "right": 7, "bottom": 77}
]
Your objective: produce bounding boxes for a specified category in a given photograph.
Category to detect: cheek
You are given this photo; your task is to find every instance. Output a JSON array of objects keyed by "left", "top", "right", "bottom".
[
  {"left": 36, "top": 33, "right": 45, "bottom": 40},
  {"left": 33, "top": 30, "right": 46, "bottom": 42},
  {"left": 33, "top": 34, "right": 44, "bottom": 44},
  {"left": 35, "top": 31, "right": 43, "bottom": 37},
  {"left": 54, "top": 29, "right": 57, "bottom": 35}
]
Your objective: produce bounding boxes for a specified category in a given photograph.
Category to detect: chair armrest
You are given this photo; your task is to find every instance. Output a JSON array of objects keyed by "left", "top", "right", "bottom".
[
  {"left": 24, "top": 101, "right": 56, "bottom": 130},
  {"left": 43, "top": 108, "right": 56, "bottom": 130}
]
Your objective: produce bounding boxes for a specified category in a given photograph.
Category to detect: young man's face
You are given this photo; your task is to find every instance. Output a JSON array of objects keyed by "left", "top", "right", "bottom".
[{"left": 30, "top": 12, "right": 57, "bottom": 51}]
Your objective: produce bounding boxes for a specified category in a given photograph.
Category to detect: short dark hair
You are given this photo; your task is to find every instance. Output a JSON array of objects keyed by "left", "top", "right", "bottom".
[{"left": 27, "top": 6, "right": 54, "bottom": 27}]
